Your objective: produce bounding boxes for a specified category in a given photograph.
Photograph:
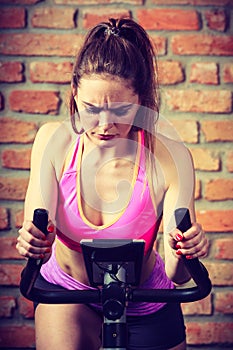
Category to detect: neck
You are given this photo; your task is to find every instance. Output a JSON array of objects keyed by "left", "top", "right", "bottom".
[{"left": 82, "top": 131, "right": 138, "bottom": 166}]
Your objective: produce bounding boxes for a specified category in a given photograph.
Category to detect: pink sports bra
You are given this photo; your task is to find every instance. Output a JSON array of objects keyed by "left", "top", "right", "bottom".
[{"left": 56, "top": 131, "right": 158, "bottom": 255}]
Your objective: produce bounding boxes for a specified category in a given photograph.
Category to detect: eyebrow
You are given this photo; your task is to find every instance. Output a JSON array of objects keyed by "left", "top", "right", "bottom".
[{"left": 82, "top": 101, "right": 133, "bottom": 111}]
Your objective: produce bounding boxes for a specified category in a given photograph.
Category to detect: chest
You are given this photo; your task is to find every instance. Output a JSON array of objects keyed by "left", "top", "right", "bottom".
[{"left": 80, "top": 158, "right": 136, "bottom": 226}]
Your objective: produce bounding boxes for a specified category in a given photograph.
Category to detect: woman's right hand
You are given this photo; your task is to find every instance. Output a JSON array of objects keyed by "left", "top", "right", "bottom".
[{"left": 16, "top": 220, "right": 55, "bottom": 262}]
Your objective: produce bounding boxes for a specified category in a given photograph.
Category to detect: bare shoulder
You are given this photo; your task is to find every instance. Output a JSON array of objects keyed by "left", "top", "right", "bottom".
[
  {"left": 36, "top": 120, "right": 75, "bottom": 144},
  {"left": 31, "top": 120, "right": 78, "bottom": 179},
  {"left": 33, "top": 120, "right": 76, "bottom": 156},
  {"left": 154, "top": 133, "right": 194, "bottom": 190},
  {"left": 155, "top": 133, "right": 192, "bottom": 165}
]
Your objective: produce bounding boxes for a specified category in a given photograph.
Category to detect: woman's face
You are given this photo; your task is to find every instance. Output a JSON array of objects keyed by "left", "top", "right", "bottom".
[{"left": 73, "top": 75, "right": 140, "bottom": 147}]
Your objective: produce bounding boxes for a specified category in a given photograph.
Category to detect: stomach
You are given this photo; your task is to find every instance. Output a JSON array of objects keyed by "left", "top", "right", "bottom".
[{"left": 55, "top": 237, "right": 156, "bottom": 286}]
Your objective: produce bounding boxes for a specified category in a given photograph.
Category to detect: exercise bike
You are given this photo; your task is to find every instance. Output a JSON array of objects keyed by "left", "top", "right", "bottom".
[{"left": 20, "top": 208, "right": 212, "bottom": 350}]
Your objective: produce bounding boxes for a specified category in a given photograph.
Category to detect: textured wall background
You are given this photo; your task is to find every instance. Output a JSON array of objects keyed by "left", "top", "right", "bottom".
[{"left": 0, "top": 0, "right": 232, "bottom": 349}]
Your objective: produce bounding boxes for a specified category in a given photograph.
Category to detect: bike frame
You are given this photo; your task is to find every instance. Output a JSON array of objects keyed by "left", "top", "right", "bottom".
[{"left": 20, "top": 208, "right": 212, "bottom": 350}]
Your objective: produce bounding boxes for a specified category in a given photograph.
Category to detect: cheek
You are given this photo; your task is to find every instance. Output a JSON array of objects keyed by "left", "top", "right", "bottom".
[
  {"left": 116, "top": 123, "right": 133, "bottom": 135},
  {"left": 79, "top": 110, "right": 98, "bottom": 131},
  {"left": 119, "top": 110, "right": 139, "bottom": 129}
]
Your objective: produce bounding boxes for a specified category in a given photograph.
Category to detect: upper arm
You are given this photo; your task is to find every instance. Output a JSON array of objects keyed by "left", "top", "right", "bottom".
[
  {"left": 24, "top": 122, "right": 64, "bottom": 221},
  {"left": 158, "top": 138, "right": 196, "bottom": 257}
]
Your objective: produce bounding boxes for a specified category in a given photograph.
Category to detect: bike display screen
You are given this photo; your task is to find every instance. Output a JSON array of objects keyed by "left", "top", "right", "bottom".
[{"left": 81, "top": 239, "right": 145, "bottom": 287}]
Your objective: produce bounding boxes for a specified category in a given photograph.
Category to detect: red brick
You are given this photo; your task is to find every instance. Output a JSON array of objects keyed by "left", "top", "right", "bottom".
[
  {"left": 0, "top": 33, "right": 83, "bottom": 57},
  {"left": 0, "top": 0, "right": 41, "bottom": 3},
  {"left": 150, "top": 36, "right": 167, "bottom": 56},
  {"left": 0, "top": 61, "right": 24, "bottom": 82},
  {"left": 195, "top": 179, "right": 201, "bottom": 200},
  {"left": 0, "top": 92, "right": 3, "bottom": 110},
  {"left": 0, "top": 237, "right": 23, "bottom": 259},
  {"left": 170, "top": 120, "right": 198, "bottom": 143},
  {"left": 30, "top": 61, "right": 73, "bottom": 83},
  {"left": 223, "top": 63, "right": 233, "bottom": 83},
  {"left": 189, "top": 148, "right": 220, "bottom": 171},
  {"left": 182, "top": 294, "right": 212, "bottom": 315},
  {"left": 0, "top": 264, "right": 23, "bottom": 286},
  {"left": 0, "top": 176, "right": 29, "bottom": 201},
  {"left": 18, "top": 296, "right": 34, "bottom": 318},
  {"left": 1, "top": 148, "right": 31, "bottom": 169},
  {"left": 9, "top": 90, "right": 60, "bottom": 115},
  {"left": 0, "top": 7, "right": 25, "bottom": 28},
  {"left": 190, "top": 62, "right": 218, "bottom": 85},
  {"left": 186, "top": 321, "right": 233, "bottom": 345},
  {"left": 215, "top": 291, "right": 233, "bottom": 314},
  {"left": 158, "top": 61, "right": 184, "bottom": 85},
  {"left": 31, "top": 7, "right": 76, "bottom": 29},
  {"left": 151, "top": 0, "right": 232, "bottom": 4},
  {"left": 0, "top": 296, "right": 16, "bottom": 318},
  {"left": 0, "top": 117, "right": 37, "bottom": 143},
  {"left": 226, "top": 151, "right": 233, "bottom": 172},
  {"left": 172, "top": 35, "right": 233, "bottom": 56},
  {"left": 165, "top": 90, "right": 232, "bottom": 113},
  {"left": 205, "top": 178, "right": 233, "bottom": 201},
  {"left": 202, "top": 120, "right": 233, "bottom": 142},
  {"left": 0, "top": 325, "right": 35, "bottom": 348},
  {"left": 0, "top": 207, "right": 9, "bottom": 230},
  {"left": 83, "top": 8, "right": 131, "bottom": 28},
  {"left": 137, "top": 9, "right": 199, "bottom": 30},
  {"left": 14, "top": 209, "right": 24, "bottom": 228},
  {"left": 196, "top": 210, "right": 233, "bottom": 232},
  {"left": 205, "top": 261, "right": 233, "bottom": 285},
  {"left": 205, "top": 9, "right": 227, "bottom": 32},
  {"left": 55, "top": 0, "right": 142, "bottom": 3},
  {"left": 212, "top": 238, "right": 233, "bottom": 260}
]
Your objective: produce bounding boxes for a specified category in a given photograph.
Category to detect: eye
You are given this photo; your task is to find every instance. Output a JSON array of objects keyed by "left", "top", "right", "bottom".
[
  {"left": 86, "top": 107, "right": 101, "bottom": 115},
  {"left": 113, "top": 106, "right": 132, "bottom": 117}
]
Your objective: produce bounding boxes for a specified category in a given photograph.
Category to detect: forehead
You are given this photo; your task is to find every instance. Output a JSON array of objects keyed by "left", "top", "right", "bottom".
[{"left": 78, "top": 75, "right": 138, "bottom": 104}]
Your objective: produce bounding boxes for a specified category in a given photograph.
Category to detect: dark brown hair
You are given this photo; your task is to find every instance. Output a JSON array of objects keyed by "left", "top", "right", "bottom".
[{"left": 70, "top": 18, "right": 159, "bottom": 134}]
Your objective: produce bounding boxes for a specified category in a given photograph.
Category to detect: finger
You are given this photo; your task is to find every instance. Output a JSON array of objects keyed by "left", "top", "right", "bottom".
[
  {"left": 21, "top": 221, "right": 48, "bottom": 240},
  {"left": 178, "top": 233, "right": 201, "bottom": 249},
  {"left": 181, "top": 226, "right": 206, "bottom": 250},
  {"left": 16, "top": 240, "right": 50, "bottom": 259},
  {"left": 17, "top": 229, "right": 52, "bottom": 250},
  {"left": 168, "top": 229, "right": 184, "bottom": 250},
  {"left": 19, "top": 233, "right": 51, "bottom": 249},
  {"left": 170, "top": 228, "right": 184, "bottom": 241},
  {"left": 17, "top": 234, "right": 51, "bottom": 253},
  {"left": 46, "top": 221, "right": 56, "bottom": 245},
  {"left": 182, "top": 223, "right": 202, "bottom": 240},
  {"left": 47, "top": 221, "right": 55, "bottom": 233},
  {"left": 177, "top": 237, "right": 209, "bottom": 259}
]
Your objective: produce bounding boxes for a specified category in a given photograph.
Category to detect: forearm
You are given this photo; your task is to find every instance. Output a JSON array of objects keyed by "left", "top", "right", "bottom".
[{"left": 165, "top": 252, "right": 191, "bottom": 285}]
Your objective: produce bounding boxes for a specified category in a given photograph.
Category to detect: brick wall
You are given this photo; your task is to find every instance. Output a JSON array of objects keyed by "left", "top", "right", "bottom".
[{"left": 0, "top": 0, "right": 232, "bottom": 349}]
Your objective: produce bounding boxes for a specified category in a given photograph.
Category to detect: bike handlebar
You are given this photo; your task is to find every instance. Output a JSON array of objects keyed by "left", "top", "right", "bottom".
[{"left": 20, "top": 208, "right": 212, "bottom": 304}]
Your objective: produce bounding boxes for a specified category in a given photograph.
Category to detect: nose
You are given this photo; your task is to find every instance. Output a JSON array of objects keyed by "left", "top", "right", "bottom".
[{"left": 98, "top": 110, "right": 114, "bottom": 131}]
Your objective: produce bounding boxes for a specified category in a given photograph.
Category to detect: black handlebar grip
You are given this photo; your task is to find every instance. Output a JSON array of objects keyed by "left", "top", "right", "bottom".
[
  {"left": 33, "top": 208, "right": 49, "bottom": 236},
  {"left": 20, "top": 208, "right": 49, "bottom": 298},
  {"left": 175, "top": 207, "right": 192, "bottom": 232},
  {"left": 174, "top": 207, "right": 209, "bottom": 287}
]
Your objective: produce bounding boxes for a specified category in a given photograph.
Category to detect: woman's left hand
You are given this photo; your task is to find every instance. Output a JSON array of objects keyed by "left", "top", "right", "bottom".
[{"left": 169, "top": 223, "right": 209, "bottom": 259}]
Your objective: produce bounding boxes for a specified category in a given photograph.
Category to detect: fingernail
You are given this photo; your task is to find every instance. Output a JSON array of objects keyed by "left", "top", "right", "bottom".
[
  {"left": 40, "top": 254, "right": 45, "bottom": 259},
  {"left": 176, "top": 250, "right": 182, "bottom": 255},
  {"left": 176, "top": 243, "right": 181, "bottom": 249},
  {"left": 186, "top": 255, "right": 192, "bottom": 259},
  {"left": 175, "top": 233, "right": 183, "bottom": 241},
  {"left": 47, "top": 225, "right": 54, "bottom": 233},
  {"left": 45, "top": 248, "right": 51, "bottom": 253}
]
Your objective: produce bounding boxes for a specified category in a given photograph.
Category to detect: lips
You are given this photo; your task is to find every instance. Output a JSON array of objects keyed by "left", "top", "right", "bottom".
[{"left": 97, "top": 134, "right": 115, "bottom": 140}]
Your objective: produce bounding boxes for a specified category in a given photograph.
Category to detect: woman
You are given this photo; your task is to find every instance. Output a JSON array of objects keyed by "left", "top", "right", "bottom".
[{"left": 16, "top": 18, "right": 208, "bottom": 350}]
